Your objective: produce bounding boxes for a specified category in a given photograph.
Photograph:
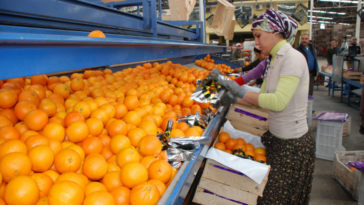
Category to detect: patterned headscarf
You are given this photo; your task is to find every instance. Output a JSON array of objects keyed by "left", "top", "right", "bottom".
[{"left": 252, "top": 9, "right": 298, "bottom": 44}]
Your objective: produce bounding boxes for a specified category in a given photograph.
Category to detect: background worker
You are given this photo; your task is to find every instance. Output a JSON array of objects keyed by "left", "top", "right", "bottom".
[
  {"left": 296, "top": 34, "right": 319, "bottom": 96},
  {"left": 327, "top": 39, "right": 340, "bottom": 65}
]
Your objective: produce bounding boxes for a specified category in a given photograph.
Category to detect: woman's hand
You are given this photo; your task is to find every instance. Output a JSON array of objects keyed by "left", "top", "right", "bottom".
[
  {"left": 213, "top": 93, "right": 237, "bottom": 108},
  {"left": 216, "top": 79, "right": 249, "bottom": 99},
  {"left": 248, "top": 80, "right": 257, "bottom": 86}
]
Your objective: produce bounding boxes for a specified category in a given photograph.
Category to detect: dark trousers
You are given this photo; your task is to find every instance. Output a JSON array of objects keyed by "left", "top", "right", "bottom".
[{"left": 309, "top": 73, "right": 314, "bottom": 96}]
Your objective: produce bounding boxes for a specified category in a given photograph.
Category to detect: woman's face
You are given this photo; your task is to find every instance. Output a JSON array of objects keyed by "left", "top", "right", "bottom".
[{"left": 253, "top": 29, "right": 276, "bottom": 56}]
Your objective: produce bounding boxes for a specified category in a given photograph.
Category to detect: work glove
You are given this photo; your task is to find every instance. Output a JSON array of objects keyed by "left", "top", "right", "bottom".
[
  {"left": 216, "top": 78, "right": 249, "bottom": 99},
  {"left": 212, "top": 93, "right": 237, "bottom": 108},
  {"left": 206, "top": 68, "right": 223, "bottom": 81}
]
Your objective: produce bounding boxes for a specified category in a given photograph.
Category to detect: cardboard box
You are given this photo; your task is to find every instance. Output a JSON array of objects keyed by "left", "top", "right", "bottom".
[
  {"left": 226, "top": 104, "right": 269, "bottom": 136},
  {"left": 344, "top": 72, "right": 362, "bottom": 80}
]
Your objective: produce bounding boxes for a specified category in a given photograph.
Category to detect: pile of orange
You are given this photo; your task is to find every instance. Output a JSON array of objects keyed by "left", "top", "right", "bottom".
[
  {"left": 195, "top": 54, "right": 234, "bottom": 74},
  {"left": 214, "top": 132, "right": 267, "bottom": 162},
  {"left": 0, "top": 61, "right": 214, "bottom": 205}
]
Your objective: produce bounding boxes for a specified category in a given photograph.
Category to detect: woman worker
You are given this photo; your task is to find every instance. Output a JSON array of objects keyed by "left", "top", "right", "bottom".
[{"left": 210, "top": 10, "right": 315, "bottom": 204}]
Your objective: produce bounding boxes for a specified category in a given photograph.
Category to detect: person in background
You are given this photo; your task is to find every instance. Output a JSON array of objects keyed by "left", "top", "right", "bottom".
[
  {"left": 347, "top": 37, "right": 362, "bottom": 69},
  {"left": 208, "top": 9, "right": 315, "bottom": 204},
  {"left": 326, "top": 39, "right": 340, "bottom": 65},
  {"left": 233, "top": 43, "right": 242, "bottom": 59},
  {"left": 243, "top": 13, "right": 249, "bottom": 25},
  {"left": 322, "top": 45, "right": 328, "bottom": 58},
  {"left": 233, "top": 47, "right": 268, "bottom": 86},
  {"left": 295, "top": 34, "right": 319, "bottom": 96},
  {"left": 253, "top": 14, "right": 258, "bottom": 21}
]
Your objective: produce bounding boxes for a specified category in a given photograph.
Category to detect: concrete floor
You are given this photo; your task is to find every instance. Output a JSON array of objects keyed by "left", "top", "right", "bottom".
[{"left": 309, "top": 58, "right": 362, "bottom": 205}]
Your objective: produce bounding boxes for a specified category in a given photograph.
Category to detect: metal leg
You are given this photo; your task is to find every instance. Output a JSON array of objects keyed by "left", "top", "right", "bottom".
[
  {"left": 328, "top": 77, "right": 331, "bottom": 96},
  {"left": 340, "top": 80, "right": 344, "bottom": 102},
  {"left": 347, "top": 83, "right": 351, "bottom": 106}
]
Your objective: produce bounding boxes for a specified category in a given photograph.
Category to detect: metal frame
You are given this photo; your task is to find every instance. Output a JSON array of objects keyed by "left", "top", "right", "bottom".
[{"left": 341, "top": 77, "right": 363, "bottom": 110}]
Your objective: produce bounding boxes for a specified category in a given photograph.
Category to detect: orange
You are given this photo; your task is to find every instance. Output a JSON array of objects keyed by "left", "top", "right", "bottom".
[
  {"left": 124, "top": 96, "right": 139, "bottom": 111},
  {"left": 54, "top": 148, "right": 81, "bottom": 173},
  {"left": 129, "top": 182, "right": 160, "bottom": 205},
  {"left": 49, "top": 139, "right": 62, "bottom": 155},
  {"left": 148, "top": 160, "right": 172, "bottom": 183},
  {"left": 102, "top": 171, "right": 122, "bottom": 192},
  {"left": 110, "top": 186, "right": 130, "bottom": 205},
  {"left": 14, "top": 100, "right": 37, "bottom": 121},
  {"left": 0, "top": 125, "right": 20, "bottom": 140},
  {"left": 236, "top": 138, "right": 246, "bottom": 145},
  {"left": 148, "top": 179, "right": 166, "bottom": 196},
  {"left": 88, "top": 30, "right": 106, "bottom": 38},
  {"left": 120, "top": 162, "right": 148, "bottom": 189},
  {"left": 28, "top": 84, "right": 46, "bottom": 100},
  {"left": 67, "top": 145, "right": 86, "bottom": 160},
  {"left": 255, "top": 154, "right": 266, "bottom": 162},
  {"left": 55, "top": 172, "right": 87, "bottom": 190},
  {"left": 108, "top": 120, "right": 128, "bottom": 137},
  {"left": 0, "top": 139, "right": 27, "bottom": 159},
  {"left": 116, "top": 147, "right": 140, "bottom": 168},
  {"left": 81, "top": 137, "right": 103, "bottom": 156},
  {"left": 61, "top": 141, "right": 75, "bottom": 149},
  {"left": 83, "top": 154, "right": 108, "bottom": 180},
  {"left": 66, "top": 121, "right": 89, "bottom": 142},
  {"left": 138, "top": 135, "right": 162, "bottom": 157},
  {"left": 110, "top": 135, "right": 131, "bottom": 155},
  {"left": 43, "top": 122, "right": 65, "bottom": 142},
  {"left": 48, "top": 181, "right": 84, "bottom": 205},
  {"left": 232, "top": 144, "right": 245, "bottom": 152},
  {"left": 114, "top": 103, "right": 128, "bottom": 119},
  {"left": 181, "top": 107, "right": 191, "bottom": 116},
  {"left": 24, "top": 109, "right": 49, "bottom": 131},
  {"left": 46, "top": 77, "right": 62, "bottom": 91},
  {"left": 4, "top": 176, "right": 39, "bottom": 205},
  {"left": 245, "top": 143, "right": 255, "bottom": 152},
  {"left": 0, "top": 153, "right": 32, "bottom": 183},
  {"left": 152, "top": 106, "right": 165, "bottom": 116},
  {"left": 191, "top": 104, "right": 201, "bottom": 115},
  {"left": 140, "top": 156, "right": 157, "bottom": 169},
  {"left": 127, "top": 128, "right": 147, "bottom": 147},
  {"left": 35, "top": 197, "right": 48, "bottom": 205},
  {"left": 101, "top": 146, "right": 113, "bottom": 160},
  {"left": 90, "top": 109, "right": 109, "bottom": 124},
  {"left": 138, "top": 120, "right": 157, "bottom": 136},
  {"left": 224, "top": 149, "right": 233, "bottom": 154},
  {"left": 225, "top": 138, "right": 237, "bottom": 151},
  {"left": 105, "top": 118, "right": 117, "bottom": 130},
  {"left": 83, "top": 191, "right": 114, "bottom": 205},
  {"left": 65, "top": 99, "right": 78, "bottom": 110},
  {"left": 49, "top": 116, "right": 65, "bottom": 127},
  {"left": 85, "top": 182, "right": 107, "bottom": 197},
  {"left": 28, "top": 145, "right": 54, "bottom": 172},
  {"left": 255, "top": 147, "right": 266, "bottom": 155},
  {"left": 30, "top": 173, "right": 54, "bottom": 198},
  {"left": 218, "top": 132, "right": 230, "bottom": 143},
  {"left": 160, "top": 117, "right": 177, "bottom": 131},
  {"left": 73, "top": 102, "right": 91, "bottom": 118},
  {"left": 24, "top": 135, "right": 49, "bottom": 150},
  {"left": 100, "top": 104, "right": 116, "bottom": 118},
  {"left": 2, "top": 82, "right": 22, "bottom": 95},
  {"left": 107, "top": 163, "right": 120, "bottom": 172},
  {"left": 19, "top": 130, "right": 38, "bottom": 142},
  {"left": 85, "top": 118, "right": 103, "bottom": 136},
  {"left": 48, "top": 93, "right": 65, "bottom": 105},
  {"left": 159, "top": 92, "right": 170, "bottom": 103},
  {"left": 170, "top": 129, "right": 185, "bottom": 138},
  {"left": 185, "top": 127, "right": 202, "bottom": 137},
  {"left": 0, "top": 115, "right": 13, "bottom": 128},
  {"left": 70, "top": 78, "right": 85, "bottom": 92},
  {"left": 176, "top": 122, "right": 189, "bottom": 132},
  {"left": 0, "top": 182, "right": 5, "bottom": 199},
  {"left": 53, "top": 84, "right": 71, "bottom": 99},
  {"left": 0, "top": 109, "right": 17, "bottom": 125},
  {"left": 245, "top": 150, "right": 255, "bottom": 157},
  {"left": 64, "top": 111, "right": 85, "bottom": 127},
  {"left": 0, "top": 89, "right": 17, "bottom": 109},
  {"left": 31, "top": 74, "right": 48, "bottom": 87},
  {"left": 214, "top": 142, "right": 226, "bottom": 151},
  {"left": 182, "top": 97, "right": 194, "bottom": 108}
]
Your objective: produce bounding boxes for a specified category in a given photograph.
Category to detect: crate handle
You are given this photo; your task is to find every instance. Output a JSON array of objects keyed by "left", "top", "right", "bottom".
[{"left": 344, "top": 153, "right": 356, "bottom": 157}]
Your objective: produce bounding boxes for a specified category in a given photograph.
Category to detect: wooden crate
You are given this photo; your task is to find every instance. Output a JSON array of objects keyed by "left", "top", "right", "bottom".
[
  {"left": 333, "top": 151, "right": 364, "bottom": 200},
  {"left": 209, "top": 0, "right": 235, "bottom": 37},
  {"left": 226, "top": 104, "right": 269, "bottom": 136},
  {"left": 168, "top": 0, "right": 196, "bottom": 21},
  {"left": 193, "top": 178, "right": 258, "bottom": 205},
  {"left": 344, "top": 72, "right": 362, "bottom": 80}
]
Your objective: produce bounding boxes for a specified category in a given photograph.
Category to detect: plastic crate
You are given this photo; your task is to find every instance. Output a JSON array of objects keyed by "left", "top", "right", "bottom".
[
  {"left": 333, "top": 151, "right": 364, "bottom": 201},
  {"left": 307, "top": 98, "right": 314, "bottom": 128},
  {"left": 316, "top": 120, "right": 346, "bottom": 161}
]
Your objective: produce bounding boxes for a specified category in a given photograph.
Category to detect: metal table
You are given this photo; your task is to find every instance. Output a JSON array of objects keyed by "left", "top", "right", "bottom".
[
  {"left": 341, "top": 77, "right": 363, "bottom": 110},
  {"left": 316, "top": 71, "right": 339, "bottom": 96}
]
